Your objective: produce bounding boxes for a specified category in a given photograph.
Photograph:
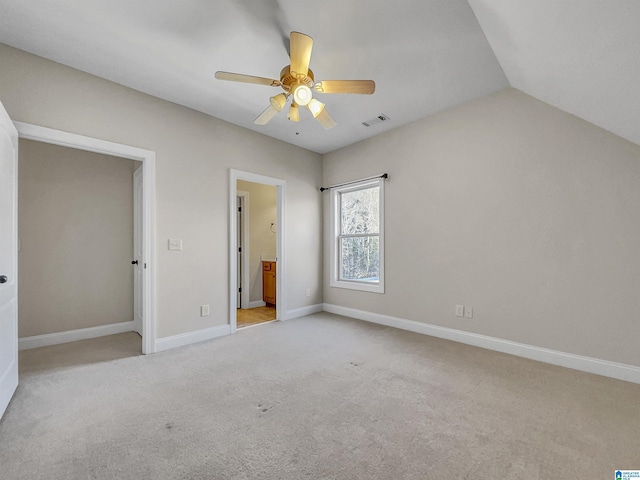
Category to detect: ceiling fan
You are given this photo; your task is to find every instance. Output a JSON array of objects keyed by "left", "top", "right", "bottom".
[{"left": 215, "top": 31, "right": 375, "bottom": 129}]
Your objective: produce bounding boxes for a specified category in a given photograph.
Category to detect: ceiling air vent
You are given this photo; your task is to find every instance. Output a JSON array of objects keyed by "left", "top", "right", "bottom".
[{"left": 362, "top": 114, "right": 390, "bottom": 127}]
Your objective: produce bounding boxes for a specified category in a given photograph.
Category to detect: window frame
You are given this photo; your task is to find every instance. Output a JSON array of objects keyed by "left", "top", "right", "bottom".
[{"left": 330, "top": 178, "right": 385, "bottom": 293}]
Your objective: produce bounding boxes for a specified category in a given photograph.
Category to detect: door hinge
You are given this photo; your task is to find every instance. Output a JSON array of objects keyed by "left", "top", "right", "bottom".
[
  {"left": 238, "top": 246, "right": 242, "bottom": 253},
  {"left": 238, "top": 206, "right": 242, "bottom": 212},
  {"left": 238, "top": 287, "right": 242, "bottom": 293}
]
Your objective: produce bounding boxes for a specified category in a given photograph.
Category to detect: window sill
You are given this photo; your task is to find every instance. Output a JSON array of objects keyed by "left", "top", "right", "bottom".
[{"left": 330, "top": 279, "right": 384, "bottom": 294}]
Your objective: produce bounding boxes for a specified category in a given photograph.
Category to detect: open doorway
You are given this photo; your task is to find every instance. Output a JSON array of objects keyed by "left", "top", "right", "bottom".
[
  {"left": 229, "top": 170, "right": 286, "bottom": 333},
  {"left": 236, "top": 181, "right": 277, "bottom": 328},
  {"left": 18, "top": 139, "right": 142, "bottom": 359},
  {"left": 14, "top": 122, "right": 157, "bottom": 355}
]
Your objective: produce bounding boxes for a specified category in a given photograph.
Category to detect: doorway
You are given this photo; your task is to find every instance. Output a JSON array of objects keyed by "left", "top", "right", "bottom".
[
  {"left": 229, "top": 170, "right": 286, "bottom": 333},
  {"left": 236, "top": 181, "right": 277, "bottom": 328},
  {"left": 18, "top": 139, "right": 141, "bottom": 354},
  {"left": 14, "top": 122, "right": 157, "bottom": 354}
]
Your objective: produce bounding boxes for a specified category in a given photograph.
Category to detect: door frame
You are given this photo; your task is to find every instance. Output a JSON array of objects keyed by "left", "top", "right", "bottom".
[
  {"left": 15, "top": 122, "right": 158, "bottom": 354},
  {"left": 229, "top": 169, "right": 285, "bottom": 334},
  {"left": 236, "top": 190, "right": 250, "bottom": 310}
]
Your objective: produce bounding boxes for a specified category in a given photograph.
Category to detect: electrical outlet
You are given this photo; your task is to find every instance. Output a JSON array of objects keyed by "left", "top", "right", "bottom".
[
  {"left": 455, "top": 305, "right": 464, "bottom": 317},
  {"left": 200, "top": 304, "right": 210, "bottom": 317},
  {"left": 465, "top": 308, "right": 473, "bottom": 319},
  {"left": 305, "top": 288, "right": 311, "bottom": 298}
]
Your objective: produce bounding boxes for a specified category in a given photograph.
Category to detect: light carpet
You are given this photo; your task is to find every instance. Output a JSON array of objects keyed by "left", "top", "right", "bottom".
[{"left": 1, "top": 312, "right": 639, "bottom": 479}]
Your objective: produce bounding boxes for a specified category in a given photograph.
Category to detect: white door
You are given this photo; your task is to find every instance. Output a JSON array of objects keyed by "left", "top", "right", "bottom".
[
  {"left": 236, "top": 191, "right": 249, "bottom": 309},
  {"left": 133, "top": 166, "right": 143, "bottom": 335},
  {"left": 0, "top": 101, "right": 18, "bottom": 420}
]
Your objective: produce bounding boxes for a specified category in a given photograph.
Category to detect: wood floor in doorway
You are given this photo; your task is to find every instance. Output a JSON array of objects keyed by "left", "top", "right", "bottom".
[{"left": 237, "top": 306, "right": 276, "bottom": 328}]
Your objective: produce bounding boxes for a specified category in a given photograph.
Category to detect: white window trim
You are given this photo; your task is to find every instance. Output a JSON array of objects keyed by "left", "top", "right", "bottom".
[{"left": 330, "top": 178, "right": 385, "bottom": 294}]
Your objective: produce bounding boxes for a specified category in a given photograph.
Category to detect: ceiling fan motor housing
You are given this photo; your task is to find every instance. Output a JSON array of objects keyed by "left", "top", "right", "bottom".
[{"left": 279, "top": 66, "right": 315, "bottom": 93}]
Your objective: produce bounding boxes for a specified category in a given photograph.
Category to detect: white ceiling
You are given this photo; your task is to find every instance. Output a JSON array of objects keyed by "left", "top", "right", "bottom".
[
  {"left": 468, "top": 0, "right": 640, "bottom": 148},
  {"left": 0, "top": 1, "right": 637, "bottom": 154}
]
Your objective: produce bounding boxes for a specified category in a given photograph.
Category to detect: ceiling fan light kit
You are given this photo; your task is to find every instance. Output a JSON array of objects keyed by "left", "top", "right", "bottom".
[
  {"left": 215, "top": 31, "right": 375, "bottom": 130},
  {"left": 288, "top": 102, "right": 300, "bottom": 122},
  {"left": 292, "top": 84, "right": 312, "bottom": 106},
  {"left": 270, "top": 93, "right": 287, "bottom": 111},
  {"left": 307, "top": 98, "right": 324, "bottom": 117}
]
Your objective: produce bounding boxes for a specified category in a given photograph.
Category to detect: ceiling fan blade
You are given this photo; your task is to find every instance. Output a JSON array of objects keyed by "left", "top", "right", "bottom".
[
  {"left": 306, "top": 101, "right": 336, "bottom": 130},
  {"left": 314, "top": 80, "right": 375, "bottom": 94},
  {"left": 289, "top": 32, "right": 313, "bottom": 78},
  {"left": 315, "top": 108, "right": 336, "bottom": 129},
  {"left": 215, "top": 71, "right": 281, "bottom": 87},
  {"left": 254, "top": 104, "right": 279, "bottom": 125}
]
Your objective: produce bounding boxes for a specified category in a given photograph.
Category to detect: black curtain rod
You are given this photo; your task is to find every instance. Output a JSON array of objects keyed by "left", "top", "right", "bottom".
[{"left": 320, "top": 173, "right": 388, "bottom": 192}]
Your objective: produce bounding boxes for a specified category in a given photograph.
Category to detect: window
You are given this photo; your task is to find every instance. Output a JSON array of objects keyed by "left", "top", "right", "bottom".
[{"left": 330, "top": 178, "right": 384, "bottom": 293}]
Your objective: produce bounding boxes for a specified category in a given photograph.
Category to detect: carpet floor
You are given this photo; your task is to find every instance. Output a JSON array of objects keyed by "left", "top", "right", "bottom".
[{"left": 1, "top": 313, "right": 639, "bottom": 479}]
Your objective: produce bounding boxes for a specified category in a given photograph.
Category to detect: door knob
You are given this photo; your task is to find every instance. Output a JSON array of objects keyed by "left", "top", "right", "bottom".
[
  {"left": 0, "top": 275, "right": 7, "bottom": 284},
  {"left": 131, "top": 260, "right": 138, "bottom": 265}
]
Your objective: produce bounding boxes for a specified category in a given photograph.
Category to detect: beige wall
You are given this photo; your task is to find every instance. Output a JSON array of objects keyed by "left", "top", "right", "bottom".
[
  {"left": 7, "top": 42, "right": 638, "bottom": 369},
  {"left": 0, "top": 43, "right": 323, "bottom": 339},
  {"left": 237, "top": 180, "right": 276, "bottom": 304},
  {"left": 18, "top": 139, "right": 137, "bottom": 337},
  {"left": 323, "top": 88, "right": 640, "bottom": 368}
]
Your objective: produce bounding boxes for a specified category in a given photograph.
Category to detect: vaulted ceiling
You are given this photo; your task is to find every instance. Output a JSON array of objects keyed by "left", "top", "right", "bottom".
[{"left": 0, "top": 1, "right": 637, "bottom": 154}]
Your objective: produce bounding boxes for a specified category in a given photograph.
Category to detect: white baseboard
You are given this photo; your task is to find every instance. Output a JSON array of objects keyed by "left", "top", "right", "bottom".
[
  {"left": 248, "top": 301, "right": 267, "bottom": 309},
  {"left": 19, "top": 321, "right": 135, "bottom": 350},
  {"left": 323, "top": 303, "right": 640, "bottom": 385},
  {"left": 282, "top": 303, "right": 324, "bottom": 321},
  {"left": 154, "top": 324, "right": 231, "bottom": 353}
]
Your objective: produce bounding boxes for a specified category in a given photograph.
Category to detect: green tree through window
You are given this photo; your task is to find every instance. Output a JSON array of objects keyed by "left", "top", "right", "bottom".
[{"left": 331, "top": 178, "right": 384, "bottom": 293}]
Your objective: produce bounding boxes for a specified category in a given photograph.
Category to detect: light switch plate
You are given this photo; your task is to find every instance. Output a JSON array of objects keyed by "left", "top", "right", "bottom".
[
  {"left": 201, "top": 304, "right": 210, "bottom": 317},
  {"left": 465, "top": 308, "right": 473, "bottom": 319},
  {"left": 455, "top": 305, "right": 464, "bottom": 317},
  {"left": 168, "top": 238, "right": 182, "bottom": 251}
]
